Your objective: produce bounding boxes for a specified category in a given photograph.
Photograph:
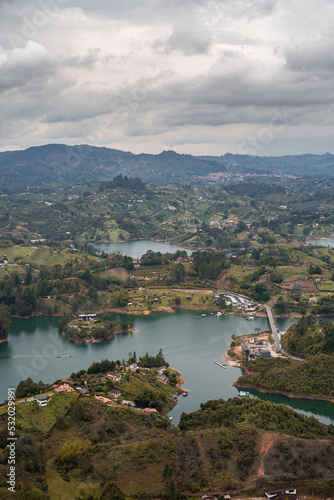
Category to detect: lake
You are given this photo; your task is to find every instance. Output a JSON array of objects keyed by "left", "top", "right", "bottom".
[
  {"left": 306, "top": 236, "right": 334, "bottom": 247},
  {"left": 2, "top": 311, "right": 333, "bottom": 426},
  {"left": 92, "top": 240, "right": 194, "bottom": 258}
]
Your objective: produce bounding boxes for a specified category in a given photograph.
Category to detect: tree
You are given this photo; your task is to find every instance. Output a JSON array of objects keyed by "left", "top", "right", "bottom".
[
  {"left": 112, "top": 289, "right": 130, "bottom": 307},
  {"left": 0, "top": 304, "right": 11, "bottom": 341},
  {"left": 100, "top": 481, "right": 126, "bottom": 500}
]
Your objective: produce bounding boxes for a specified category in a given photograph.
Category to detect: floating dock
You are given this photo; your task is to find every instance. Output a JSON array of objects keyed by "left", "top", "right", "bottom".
[{"left": 214, "top": 361, "right": 226, "bottom": 369}]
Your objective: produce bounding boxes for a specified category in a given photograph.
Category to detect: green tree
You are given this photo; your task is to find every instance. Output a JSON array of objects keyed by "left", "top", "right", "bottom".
[
  {"left": 100, "top": 481, "right": 126, "bottom": 500},
  {"left": 0, "top": 304, "right": 11, "bottom": 341}
]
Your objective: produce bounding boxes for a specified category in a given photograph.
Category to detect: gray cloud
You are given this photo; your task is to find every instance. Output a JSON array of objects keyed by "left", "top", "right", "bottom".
[
  {"left": 0, "top": 0, "right": 333, "bottom": 155},
  {"left": 285, "top": 39, "right": 334, "bottom": 74}
]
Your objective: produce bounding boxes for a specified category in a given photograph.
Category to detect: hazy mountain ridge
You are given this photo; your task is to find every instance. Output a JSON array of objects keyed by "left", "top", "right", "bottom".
[
  {"left": 0, "top": 144, "right": 224, "bottom": 188},
  {"left": 197, "top": 152, "right": 334, "bottom": 176},
  {"left": 2, "top": 144, "right": 334, "bottom": 189}
]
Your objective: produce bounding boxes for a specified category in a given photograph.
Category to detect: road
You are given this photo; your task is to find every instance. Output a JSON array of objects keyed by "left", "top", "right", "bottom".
[
  {"left": 264, "top": 304, "right": 304, "bottom": 361},
  {"left": 264, "top": 304, "right": 281, "bottom": 350}
]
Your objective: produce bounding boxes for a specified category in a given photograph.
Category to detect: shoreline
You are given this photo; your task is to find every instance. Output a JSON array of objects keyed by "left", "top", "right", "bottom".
[
  {"left": 84, "top": 237, "right": 240, "bottom": 254},
  {"left": 232, "top": 382, "right": 334, "bottom": 404},
  {"left": 224, "top": 339, "right": 334, "bottom": 405},
  {"left": 17, "top": 302, "right": 334, "bottom": 320}
]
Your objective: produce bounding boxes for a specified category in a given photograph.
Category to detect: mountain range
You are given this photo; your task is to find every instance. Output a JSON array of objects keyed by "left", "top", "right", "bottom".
[{"left": 2, "top": 143, "right": 334, "bottom": 189}]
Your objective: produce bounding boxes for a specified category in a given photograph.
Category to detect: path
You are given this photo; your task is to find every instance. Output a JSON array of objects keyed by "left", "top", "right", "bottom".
[{"left": 256, "top": 433, "right": 277, "bottom": 478}]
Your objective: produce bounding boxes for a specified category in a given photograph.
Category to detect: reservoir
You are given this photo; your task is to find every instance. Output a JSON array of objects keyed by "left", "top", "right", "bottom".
[
  {"left": 92, "top": 239, "right": 193, "bottom": 258},
  {"left": 306, "top": 236, "right": 334, "bottom": 247},
  {"left": 1, "top": 311, "right": 333, "bottom": 426}
]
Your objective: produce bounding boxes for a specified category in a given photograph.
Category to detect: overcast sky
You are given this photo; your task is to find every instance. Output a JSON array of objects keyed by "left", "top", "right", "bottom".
[{"left": 1, "top": 0, "right": 334, "bottom": 156}]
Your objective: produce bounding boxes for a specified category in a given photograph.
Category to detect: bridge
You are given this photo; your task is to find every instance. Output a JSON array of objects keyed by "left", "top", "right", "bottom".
[
  {"left": 264, "top": 304, "right": 281, "bottom": 350},
  {"left": 264, "top": 304, "right": 304, "bottom": 360}
]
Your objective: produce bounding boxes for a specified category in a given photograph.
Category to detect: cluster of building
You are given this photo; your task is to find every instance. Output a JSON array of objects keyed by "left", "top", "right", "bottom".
[{"left": 215, "top": 293, "right": 256, "bottom": 312}]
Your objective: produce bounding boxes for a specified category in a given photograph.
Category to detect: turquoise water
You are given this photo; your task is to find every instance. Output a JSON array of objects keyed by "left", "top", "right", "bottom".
[{"left": 1, "top": 312, "right": 333, "bottom": 426}]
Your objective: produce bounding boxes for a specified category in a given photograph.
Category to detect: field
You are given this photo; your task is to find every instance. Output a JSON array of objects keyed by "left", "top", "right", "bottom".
[
  {"left": 317, "top": 282, "right": 334, "bottom": 292},
  {"left": 13, "top": 392, "right": 78, "bottom": 433}
]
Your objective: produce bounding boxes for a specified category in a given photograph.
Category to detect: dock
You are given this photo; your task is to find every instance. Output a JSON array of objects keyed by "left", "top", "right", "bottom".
[{"left": 214, "top": 361, "right": 226, "bottom": 369}]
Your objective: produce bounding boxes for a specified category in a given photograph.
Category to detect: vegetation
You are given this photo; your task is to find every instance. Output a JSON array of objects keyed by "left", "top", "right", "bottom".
[
  {"left": 283, "top": 315, "right": 334, "bottom": 357},
  {"left": 0, "top": 303, "right": 10, "bottom": 340},
  {"left": 1, "top": 393, "right": 333, "bottom": 498},
  {"left": 236, "top": 354, "right": 334, "bottom": 398},
  {"left": 179, "top": 397, "right": 331, "bottom": 439}
]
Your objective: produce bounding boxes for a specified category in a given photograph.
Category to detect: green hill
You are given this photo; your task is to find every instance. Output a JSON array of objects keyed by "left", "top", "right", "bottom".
[{"left": 1, "top": 395, "right": 333, "bottom": 499}]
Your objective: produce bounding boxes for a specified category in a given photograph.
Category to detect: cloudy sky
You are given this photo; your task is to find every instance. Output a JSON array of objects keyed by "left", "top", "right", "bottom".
[{"left": 0, "top": 0, "right": 334, "bottom": 156}]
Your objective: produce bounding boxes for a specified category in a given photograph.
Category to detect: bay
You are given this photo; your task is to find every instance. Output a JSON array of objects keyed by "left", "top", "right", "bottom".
[{"left": 1, "top": 311, "right": 333, "bottom": 426}]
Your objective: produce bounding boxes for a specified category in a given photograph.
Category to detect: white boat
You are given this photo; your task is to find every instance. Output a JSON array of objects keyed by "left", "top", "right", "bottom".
[{"left": 239, "top": 391, "right": 250, "bottom": 397}]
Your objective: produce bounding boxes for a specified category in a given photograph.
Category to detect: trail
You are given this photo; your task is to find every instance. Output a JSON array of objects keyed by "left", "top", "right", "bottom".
[{"left": 256, "top": 433, "right": 277, "bottom": 478}]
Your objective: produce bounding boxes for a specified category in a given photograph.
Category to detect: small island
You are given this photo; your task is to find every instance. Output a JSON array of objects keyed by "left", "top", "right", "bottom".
[{"left": 58, "top": 313, "right": 134, "bottom": 343}]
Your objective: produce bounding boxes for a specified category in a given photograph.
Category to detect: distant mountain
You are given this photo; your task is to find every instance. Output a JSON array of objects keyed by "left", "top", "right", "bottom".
[
  {"left": 196, "top": 152, "right": 334, "bottom": 177},
  {"left": 0, "top": 144, "right": 224, "bottom": 189},
  {"left": 1, "top": 144, "right": 334, "bottom": 189}
]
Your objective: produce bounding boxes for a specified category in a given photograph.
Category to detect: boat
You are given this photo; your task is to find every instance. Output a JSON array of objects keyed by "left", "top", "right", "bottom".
[
  {"left": 168, "top": 415, "right": 172, "bottom": 420},
  {"left": 68, "top": 354, "right": 72, "bottom": 357},
  {"left": 56, "top": 355, "right": 61, "bottom": 358},
  {"left": 182, "top": 392, "right": 188, "bottom": 397},
  {"left": 239, "top": 391, "right": 250, "bottom": 397}
]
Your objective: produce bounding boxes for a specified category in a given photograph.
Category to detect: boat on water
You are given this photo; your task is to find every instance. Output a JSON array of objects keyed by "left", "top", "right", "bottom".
[
  {"left": 56, "top": 355, "right": 61, "bottom": 358},
  {"left": 195, "top": 312, "right": 225, "bottom": 318},
  {"left": 238, "top": 391, "right": 250, "bottom": 397},
  {"left": 182, "top": 392, "right": 188, "bottom": 397}
]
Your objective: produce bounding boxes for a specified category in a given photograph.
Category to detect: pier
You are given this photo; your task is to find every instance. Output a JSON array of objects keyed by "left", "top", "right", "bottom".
[{"left": 214, "top": 361, "right": 226, "bottom": 369}]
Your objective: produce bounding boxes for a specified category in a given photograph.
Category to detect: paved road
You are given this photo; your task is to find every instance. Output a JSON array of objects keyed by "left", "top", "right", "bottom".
[
  {"left": 264, "top": 304, "right": 304, "bottom": 361},
  {"left": 264, "top": 304, "right": 281, "bottom": 350}
]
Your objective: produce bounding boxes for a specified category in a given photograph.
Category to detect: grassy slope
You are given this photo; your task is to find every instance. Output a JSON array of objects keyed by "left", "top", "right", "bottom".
[{"left": 1, "top": 396, "right": 333, "bottom": 499}]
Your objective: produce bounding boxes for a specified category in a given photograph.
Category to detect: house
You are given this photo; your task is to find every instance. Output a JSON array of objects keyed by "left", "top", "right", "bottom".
[
  {"left": 144, "top": 408, "right": 157, "bottom": 413},
  {"left": 78, "top": 313, "right": 97, "bottom": 321},
  {"left": 107, "top": 372, "right": 122, "bottom": 382},
  {"left": 54, "top": 384, "right": 74, "bottom": 394},
  {"left": 75, "top": 387, "right": 89, "bottom": 395},
  {"left": 265, "top": 488, "right": 297, "bottom": 500},
  {"left": 34, "top": 395, "right": 49, "bottom": 406},
  {"left": 125, "top": 364, "right": 138, "bottom": 372},
  {"left": 109, "top": 390, "right": 121, "bottom": 399},
  {"left": 241, "top": 343, "right": 250, "bottom": 357},
  {"left": 309, "top": 297, "right": 318, "bottom": 303},
  {"left": 121, "top": 400, "right": 135, "bottom": 407},
  {"left": 157, "top": 375, "right": 169, "bottom": 384},
  {"left": 95, "top": 395, "right": 113, "bottom": 405},
  {"left": 89, "top": 377, "right": 106, "bottom": 384}
]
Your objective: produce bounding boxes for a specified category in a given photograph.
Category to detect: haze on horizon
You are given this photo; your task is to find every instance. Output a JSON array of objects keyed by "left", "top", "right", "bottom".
[{"left": 1, "top": 0, "right": 334, "bottom": 157}]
